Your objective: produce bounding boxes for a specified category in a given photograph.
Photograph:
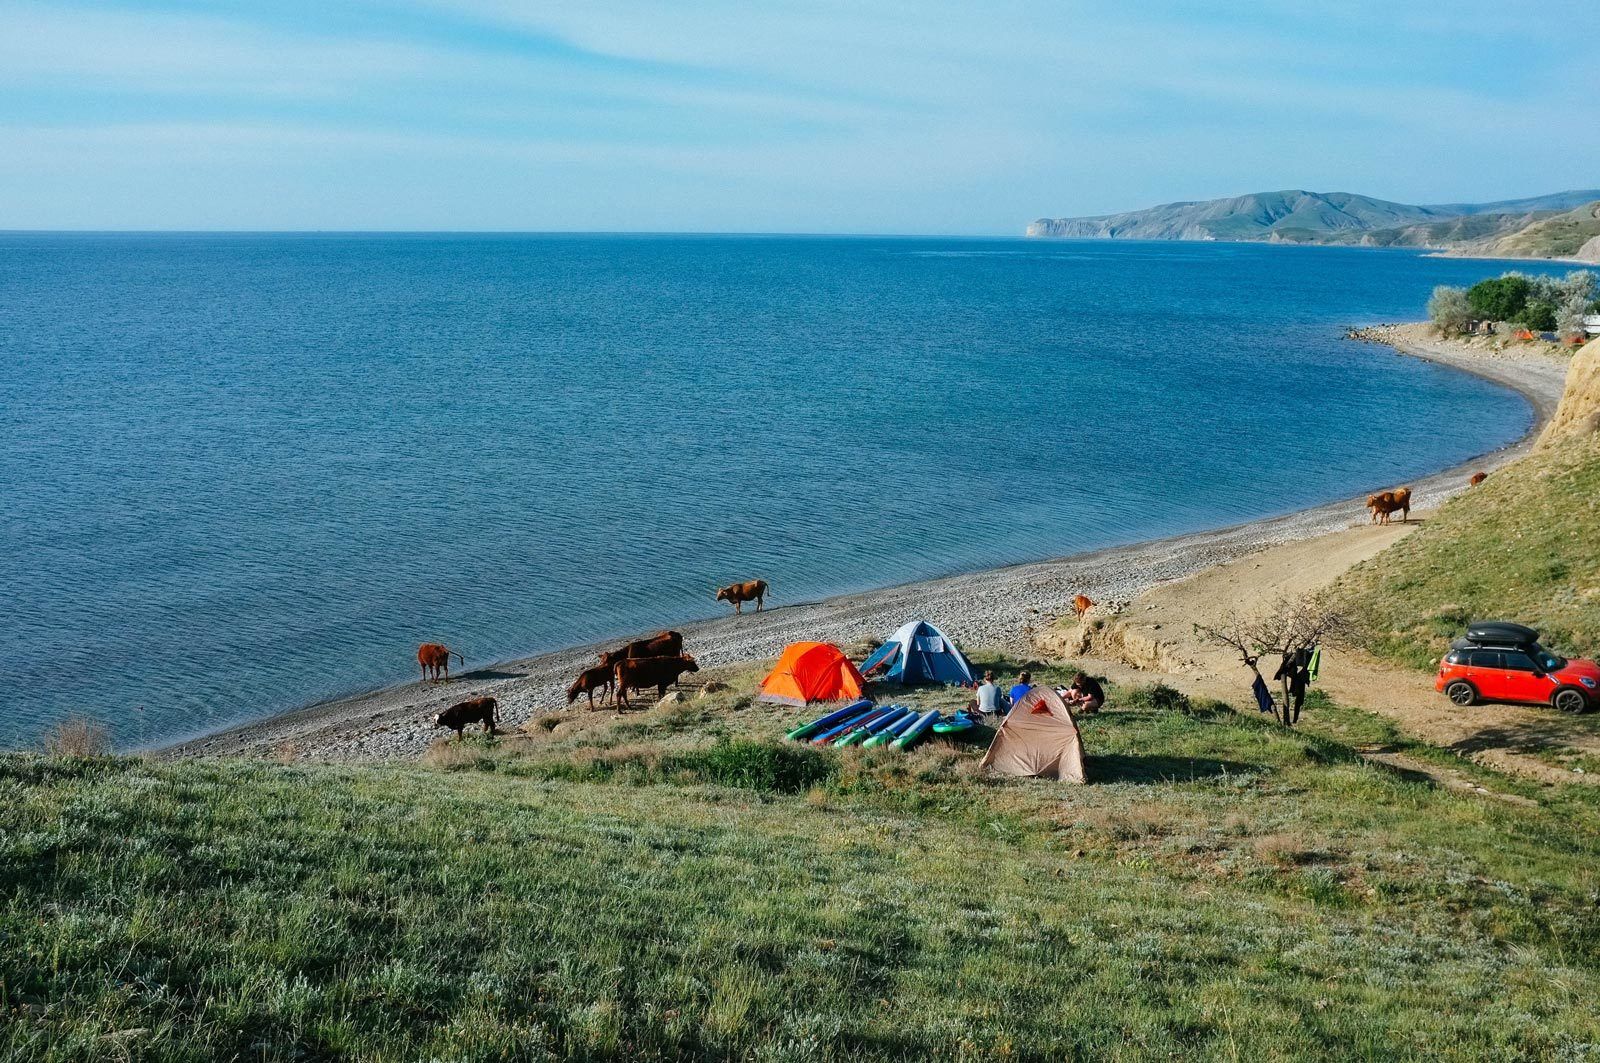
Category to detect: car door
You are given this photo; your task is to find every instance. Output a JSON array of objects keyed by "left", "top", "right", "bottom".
[
  {"left": 1498, "top": 650, "right": 1550, "bottom": 705},
  {"left": 1466, "top": 650, "right": 1505, "bottom": 700}
]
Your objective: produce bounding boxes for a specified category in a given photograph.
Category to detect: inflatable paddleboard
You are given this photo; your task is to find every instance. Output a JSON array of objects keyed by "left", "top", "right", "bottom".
[
  {"left": 891, "top": 710, "right": 940, "bottom": 751},
  {"left": 932, "top": 712, "right": 976, "bottom": 735},
  {"left": 835, "top": 706, "right": 907, "bottom": 747},
  {"left": 862, "top": 708, "right": 919, "bottom": 748},
  {"left": 785, "top": 698, "right": 874, "bottom": 741},
  {"left": 809, "top": 704, "right": 884, "bottom": 745}
]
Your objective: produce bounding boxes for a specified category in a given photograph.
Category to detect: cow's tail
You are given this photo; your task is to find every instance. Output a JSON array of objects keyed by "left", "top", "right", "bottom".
[{"left": 451, "top": 648, "right": 465, "bottom": 666}]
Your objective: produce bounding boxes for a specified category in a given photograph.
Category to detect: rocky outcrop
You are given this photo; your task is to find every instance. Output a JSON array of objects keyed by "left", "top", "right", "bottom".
[
  {"left": 1539, "top": 337, "right": 1600, "bottom": 446},
  {"left": 1032, "top": 613, "right": 1198, "bottom": 675}
]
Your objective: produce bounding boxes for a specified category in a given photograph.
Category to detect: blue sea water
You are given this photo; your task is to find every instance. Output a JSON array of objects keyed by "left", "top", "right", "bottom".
[{"left": 0, "top": 234, "right": 1568, "bottom": 748}]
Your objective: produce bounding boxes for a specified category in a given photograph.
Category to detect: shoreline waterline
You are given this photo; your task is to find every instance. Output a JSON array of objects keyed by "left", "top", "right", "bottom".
[{"left": 159, "top": 323, "right": 1569, "bottom": 761}]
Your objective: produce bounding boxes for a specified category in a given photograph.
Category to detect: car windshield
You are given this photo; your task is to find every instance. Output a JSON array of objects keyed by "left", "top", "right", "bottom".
[{"left": 1531, "top": 644, "right": 1565, "bottom": 671}]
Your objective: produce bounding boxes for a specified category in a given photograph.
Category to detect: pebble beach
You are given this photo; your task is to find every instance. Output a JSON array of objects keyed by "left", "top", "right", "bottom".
[{"left": 163, "top": 324, "right": 1571, "bottom": 762}]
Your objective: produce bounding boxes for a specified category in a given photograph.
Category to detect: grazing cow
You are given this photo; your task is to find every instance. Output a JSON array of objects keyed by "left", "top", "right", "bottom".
[
  {"left": 614, "top": 654, "right": 699, "bottom": 708},
  {"left": 566, "top": 664, "right": 615, "bottom": 709},
  {"left": 1073, "top": 594, "right": 1094, "bottom": 619},
  {"left": 1366, "top": 487, "right": 1413, "bottom": 525},
  {"left": 714, "top": 579, "right": 768, "bottom": 614},
  {"left": 433, "top": 696, "right": 497, "bottom": 740},
  {"left": 598, "top": 630, "right": 685, "bottom": 670},
  {"left": 418, "top": 642, "right": 465, "bottom": 682},
  {"left": 1469, "top": 471, "right": 1488, "bottom": 487}
]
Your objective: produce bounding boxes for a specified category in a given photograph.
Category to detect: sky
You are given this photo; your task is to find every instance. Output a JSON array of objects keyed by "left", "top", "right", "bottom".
[{"left": 1, "top": 0, "right": 1595, "bottom": 234}]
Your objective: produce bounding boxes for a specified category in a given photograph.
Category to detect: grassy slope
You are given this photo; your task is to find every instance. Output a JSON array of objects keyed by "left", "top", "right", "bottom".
[
  {"left": 6, "top": 658, "right": 1600, "bottom": 1061},
  {"left": 1486, "top": 201, "right": 1600, "bottom": 260},
  {"left": 1334, "top": 434, "right": 1600, "bottom": 670}
]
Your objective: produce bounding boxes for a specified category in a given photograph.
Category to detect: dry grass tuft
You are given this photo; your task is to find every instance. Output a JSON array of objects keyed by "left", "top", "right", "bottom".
[
  {"left": 43, "top": 717, "right": 111, "bottom": 758},
  {"left": 1251, "top": 831, "right": 1326, "bottom": 867}
]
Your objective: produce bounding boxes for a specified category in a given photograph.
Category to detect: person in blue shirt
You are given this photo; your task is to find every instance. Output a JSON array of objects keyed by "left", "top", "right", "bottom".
[{"left": 1008, "top": 670, "right": 1032, "bottom": 707}]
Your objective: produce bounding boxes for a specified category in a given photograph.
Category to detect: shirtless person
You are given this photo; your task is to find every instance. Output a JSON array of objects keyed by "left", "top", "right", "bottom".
[{"left": 1061, "top": 672, "right": 1105, "bottom": 714}]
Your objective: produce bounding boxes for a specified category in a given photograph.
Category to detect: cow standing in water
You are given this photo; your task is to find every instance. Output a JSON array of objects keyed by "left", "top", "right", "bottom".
[
  {"left": 715, "top": 580, "right": 768, "bottom": 614},
  {"left": 418, "top": 643, "right": 465, "bottom": 681}
]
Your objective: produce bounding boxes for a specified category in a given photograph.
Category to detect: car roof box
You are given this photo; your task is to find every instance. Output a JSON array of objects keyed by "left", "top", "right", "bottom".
[{"left": 1465, "top": 621, "right": 1538, "bottom": 645}]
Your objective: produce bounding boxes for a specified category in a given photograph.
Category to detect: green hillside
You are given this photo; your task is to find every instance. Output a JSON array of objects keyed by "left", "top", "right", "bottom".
[
  {"left": 1335, "top": 432, "right": 1600, "bottom": 670},
  {"left": 1483, "top": 201, "right": 1600, "bottom": 260},
  {"left": 6, "top": 662, "right": 1600, "bottom": 1060}
]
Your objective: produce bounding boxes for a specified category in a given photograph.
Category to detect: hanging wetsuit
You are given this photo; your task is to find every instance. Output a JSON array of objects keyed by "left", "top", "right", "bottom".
[
  {"left": 1274, "top": 653, "right": 1309, "bottom": 723},
  {"left": 1251, "top": 673, "right": 1274, "bottom": 715}
]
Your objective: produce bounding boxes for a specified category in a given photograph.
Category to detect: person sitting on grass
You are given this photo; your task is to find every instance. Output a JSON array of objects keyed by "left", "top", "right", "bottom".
[
  {"left": 1008, "top": 670, "right": 1033, "bottom": 707},
  {"left": 969, "top": 670, "right": 1005, "bottom": 719},
  {"left": 1061, "top": 672, "right": 1105, "bottom": 714}
]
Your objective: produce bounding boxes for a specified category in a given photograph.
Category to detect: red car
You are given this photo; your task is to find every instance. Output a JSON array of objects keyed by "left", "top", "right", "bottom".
[{"left": 1436, "top": 623, "right": 1598, "bottom": 714}]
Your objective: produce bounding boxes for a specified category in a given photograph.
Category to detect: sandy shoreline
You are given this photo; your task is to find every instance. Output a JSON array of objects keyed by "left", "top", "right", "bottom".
[{"left": 164, "top": 323, "right": 1572, "bottom": 761}]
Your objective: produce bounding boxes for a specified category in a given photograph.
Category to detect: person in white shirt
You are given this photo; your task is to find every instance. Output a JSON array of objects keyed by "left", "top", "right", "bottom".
[{"left": 970, "top": 670, "right": 1005, "bottom": 719}]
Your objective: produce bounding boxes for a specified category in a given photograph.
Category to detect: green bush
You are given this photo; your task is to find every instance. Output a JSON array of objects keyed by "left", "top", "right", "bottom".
[
  {"left": 1427, "top": 285, "right": 1472, "bottom": 335},
  {"left": 667, "top": 739, "right": 834, "bottom": 793},
  {"left": 1123, "top": 682, "right": 1193, "bottom": 714},
  {"left": 1516, "top": 298, "right": 1558, "bottom": 331},
  {"left": 1466, "top": 274, "right": 1531, "bottom": 321}
]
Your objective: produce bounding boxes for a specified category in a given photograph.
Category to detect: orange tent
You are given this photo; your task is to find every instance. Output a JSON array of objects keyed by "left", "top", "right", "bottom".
[{"left": 758, "top": 642, "right": 866, "bottom": 706}]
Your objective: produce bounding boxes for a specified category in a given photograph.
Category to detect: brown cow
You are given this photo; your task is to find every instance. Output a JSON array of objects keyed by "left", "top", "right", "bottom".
[
  {"left": 598, "top": 630, "right": 684, "bottom": 669},
  {"left": 566, "top": 664, "right": 615, "bottom": 709},
  {"left": 1073, "top": 594, "right": 1094, "bottom": 619},
  {"left": 1469, "top": 471, "right": 1488, "bottom": 487},
  {"left": 614, "top": 654, "right": 699, "bottom": 708},
  {"left": 433, "top": 696, "right": 497, "bottom": 740},
  {"left": 715, "top": 579, "right": 768, "bottom": 614},
  {"left": 1366, "top": 487, "right": 1413, "bottom": 525},
  {"left": 418, "top": 642, "right": 465, "bottom": 682}
]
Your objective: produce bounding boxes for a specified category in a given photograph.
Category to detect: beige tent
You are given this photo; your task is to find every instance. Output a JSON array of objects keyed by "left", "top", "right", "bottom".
[{"left": 979, "top": 686, "right": 1086, "bottom": 782}]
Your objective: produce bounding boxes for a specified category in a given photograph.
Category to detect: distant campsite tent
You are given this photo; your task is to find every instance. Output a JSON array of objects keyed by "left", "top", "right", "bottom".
[
  {"left": 858, "top": 620, "right": 977, "bottom": 686},
  {"left": 979, "top": 686, "right": 1086, "bottom": 782},
  {"left": 759, "top": 642, "right": 867, "bottom": 706}
]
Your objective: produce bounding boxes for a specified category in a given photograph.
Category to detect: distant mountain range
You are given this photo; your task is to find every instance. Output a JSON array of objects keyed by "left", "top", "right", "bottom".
[{"left": 1026, "top": 189, "right": 1600, "bottom": 261}]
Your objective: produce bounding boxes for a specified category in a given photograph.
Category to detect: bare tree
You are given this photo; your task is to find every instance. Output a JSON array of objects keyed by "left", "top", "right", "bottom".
[{"left": 1195, "top": 595, "right": 1354, "bottom": 727}]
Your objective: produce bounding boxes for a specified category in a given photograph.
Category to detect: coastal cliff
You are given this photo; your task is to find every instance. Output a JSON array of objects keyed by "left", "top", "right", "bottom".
[{"left": 1029, "top": 188, "right": 1600, "bottom": 261}]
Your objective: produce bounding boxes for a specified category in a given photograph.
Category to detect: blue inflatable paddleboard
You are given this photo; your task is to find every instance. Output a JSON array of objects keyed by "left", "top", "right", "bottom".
[
  {"left": 812, "top": 704, "right": 893, "bottom": 745},
  {"left": 891, "top": 710, "right": 941, "bottom": 751},
  {"left": 786, "top": 698, "right": 874, "bottom": 741},
  {"left": 835, "top": 706, "right": 908, "bottom": 747},
  {"left": 862, "top": 707, "right": 918, "bottom": 748}
]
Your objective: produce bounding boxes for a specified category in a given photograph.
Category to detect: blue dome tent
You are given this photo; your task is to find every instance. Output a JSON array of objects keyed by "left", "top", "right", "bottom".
[{"left": 859, "top": 620, "right": 977, "bottom": 686}]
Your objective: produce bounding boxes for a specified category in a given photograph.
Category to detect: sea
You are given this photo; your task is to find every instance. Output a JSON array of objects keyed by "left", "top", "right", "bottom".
[{"left": 0, "top": 234, "right": 1572, "bottom": 748}]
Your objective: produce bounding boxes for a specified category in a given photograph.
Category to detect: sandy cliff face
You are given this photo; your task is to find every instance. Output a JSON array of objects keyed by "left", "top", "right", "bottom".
[{"left": 1539, "top": 337, "right": 1600, "bottom": 446}]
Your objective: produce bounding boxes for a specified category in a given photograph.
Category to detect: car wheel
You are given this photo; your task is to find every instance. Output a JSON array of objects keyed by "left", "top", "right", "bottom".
[
  {"left": 1552, "top": 687, "right": 1590, "bottom": 714},
  {"left": 1445, "top": 681, "right": 1477, "bottom": 707}
]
